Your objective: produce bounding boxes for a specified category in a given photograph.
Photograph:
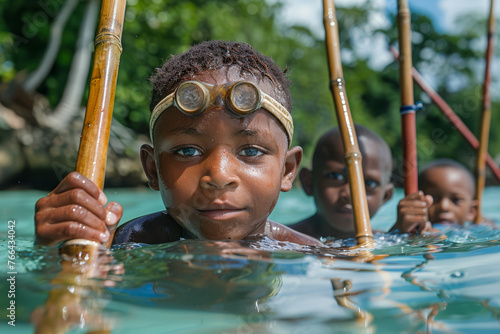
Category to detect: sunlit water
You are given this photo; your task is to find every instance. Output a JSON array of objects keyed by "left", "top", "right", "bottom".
[{"left": 1, "top": 187, "right": 499, "bottom": 333}]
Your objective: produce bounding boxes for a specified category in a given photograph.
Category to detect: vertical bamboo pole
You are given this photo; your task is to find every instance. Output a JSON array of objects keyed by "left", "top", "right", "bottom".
[
  {"left": 74, "top": 0, "right": 126, "bottom": 247},
  {"left": 323, "top": 0, "right": 373, "bottom": 245},
  {"left": 390, "top": 47, "right": 500, "bottom": 183},
  {"left": 37, "top": 2, "right": 126, "bottom": 332},
  {"left": 397, "top": 0, "right": 418, "bottom": 195},
  {"left": 475, "top": 0, "right": 495, "bottom": 223}
]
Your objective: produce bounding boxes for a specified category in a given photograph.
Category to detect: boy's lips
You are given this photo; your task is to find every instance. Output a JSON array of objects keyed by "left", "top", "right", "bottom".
[
  {"left": 336, "top": 204, "right": 353, "bottom": 215},
  {"left": 437, "top": 213, "right": 455, "bottom": 223},
  {"left": 197, "top": 203, "right": 246, "bottom": 220}
]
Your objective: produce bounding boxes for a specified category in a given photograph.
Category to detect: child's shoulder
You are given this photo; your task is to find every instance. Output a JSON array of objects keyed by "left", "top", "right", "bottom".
[
  {"left": 113, "top": 211, "right": 191, "bottom": 245},
  {"left": 269, "top": 221, "right": 323, "bottom": 246}
]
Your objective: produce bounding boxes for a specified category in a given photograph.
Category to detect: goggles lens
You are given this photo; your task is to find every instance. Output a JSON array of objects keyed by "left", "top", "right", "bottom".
[
  {"left": 175, "top": 82, "right": 208, "bottom": 115},
  {"left": 229, "top": 82, "right": 261, "bottom": 114}
]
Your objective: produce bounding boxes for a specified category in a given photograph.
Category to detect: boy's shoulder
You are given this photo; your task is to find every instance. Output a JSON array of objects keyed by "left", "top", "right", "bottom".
[
  {"left": 113, "top": 211, "right": 192, "bottom": 245},
  {"left": 267, "top": 220, "right": 323, "bottom": 246}
]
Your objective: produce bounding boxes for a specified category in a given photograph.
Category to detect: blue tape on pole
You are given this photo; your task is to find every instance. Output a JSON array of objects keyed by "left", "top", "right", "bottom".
[{"left": 400, "top": 101, "right": 423, "bottom": 115}]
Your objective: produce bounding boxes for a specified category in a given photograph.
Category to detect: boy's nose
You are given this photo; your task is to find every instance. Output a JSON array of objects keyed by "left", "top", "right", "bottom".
[
  {"left": 200, "top": 148, "right": 239, "bottom": 190},
  {"left": 339, "top": 183, "right": 352, "bottom": 202},
  {"left": 437, "top": 198, "right": 451, "bottom": 211}
]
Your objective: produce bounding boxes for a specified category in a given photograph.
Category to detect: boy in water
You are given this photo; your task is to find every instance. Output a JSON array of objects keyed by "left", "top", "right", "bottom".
[
  {"left": 289, "top": 125, "right": 394, "bottom": 238},
  {"left": 34, "top": 40, "right": 321, "bottom": 247},
  {"left": 391, "top": 159, "right": 482, "bottom": 233}
]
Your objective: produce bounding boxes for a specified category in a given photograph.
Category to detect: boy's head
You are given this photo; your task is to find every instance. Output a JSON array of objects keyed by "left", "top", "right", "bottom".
[
  {"left": 418, "top": 159, "right": 477, "bottom": 225},
  {"left": 300, "top": 125, "right": 394, "bottom": 236},
  {"left": 141, "top": 40, "right": 302, "bottom": 240}
]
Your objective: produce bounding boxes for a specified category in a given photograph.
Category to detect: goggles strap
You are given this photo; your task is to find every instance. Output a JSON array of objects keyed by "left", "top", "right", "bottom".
[{"left": 149, "top": 82, "right": 294, "bottom": 147}]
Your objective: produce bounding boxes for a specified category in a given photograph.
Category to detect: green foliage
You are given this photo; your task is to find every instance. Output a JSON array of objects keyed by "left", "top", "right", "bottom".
[{"left": 1, "top": 0, "right": 498, "bottom": 183}]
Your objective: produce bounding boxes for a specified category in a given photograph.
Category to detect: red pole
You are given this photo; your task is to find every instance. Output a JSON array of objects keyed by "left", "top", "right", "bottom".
[{"left": 397, "top": 0, "right": 418, "bottom": 195}]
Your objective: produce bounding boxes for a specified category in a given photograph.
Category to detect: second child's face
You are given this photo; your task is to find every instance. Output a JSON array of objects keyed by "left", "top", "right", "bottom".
[
  {"left": 420, "top": 167, "right": 476, "bottom": 225},
  {"left": 145, "top": 69, "right": 300, "bottom": 240},
  {"left": 311, "top": 137, "right": 392, "bottom": 236}
]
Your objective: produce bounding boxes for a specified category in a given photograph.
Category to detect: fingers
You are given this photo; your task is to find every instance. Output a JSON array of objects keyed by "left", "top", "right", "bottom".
[
  {"left": 36, "top": 220, "right": 110, "bottom": 247},
  {"left": 395, "top": 191, "right": 431, "bottom": 233},
  {"left": 424, "top": 194, "right": 434, "bottom": 207},
  {"left": 37, "top": 187, "right": 107, "bottom": 221},
  {"left": 104, "top": 202, "right": 123, "bottom": 234},
  {"left": 34, "top": 172, "right": 121, "bottom": 247},
  {"left": 50, "top": 172, "right": 107, "bottom": 205}
]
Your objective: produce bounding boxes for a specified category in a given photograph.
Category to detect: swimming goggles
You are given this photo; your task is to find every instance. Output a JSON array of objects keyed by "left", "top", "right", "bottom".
[{"left": 149, "top": 81, "right": 294, "bottom": 146}]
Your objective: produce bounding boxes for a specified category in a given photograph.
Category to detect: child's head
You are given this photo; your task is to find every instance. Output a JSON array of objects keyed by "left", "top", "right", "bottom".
[
  {"left": 300, "top": 125, "right": 394, "bottom": 236},
  {"left": 418, "top": 159, "right": 477, "bottom": 225},
  {"left": 141, "top": 40, "right": 302, "bottom": 240}
]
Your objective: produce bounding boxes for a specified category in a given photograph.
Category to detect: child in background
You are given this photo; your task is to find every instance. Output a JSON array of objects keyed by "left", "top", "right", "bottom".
[
  {"left": 34, "top": 40, "right": 321, "bottom": 247},
  {"left": 289, "top": 125, "right": 394, "bottom": 239},
  {"left": 390, "top": 158, "right": 485, "bottom": 233}
]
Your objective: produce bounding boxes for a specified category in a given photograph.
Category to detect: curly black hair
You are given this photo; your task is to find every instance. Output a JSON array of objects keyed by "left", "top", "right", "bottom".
[{"left": 149, "top": 40, "right": 291, "bottom": 112}]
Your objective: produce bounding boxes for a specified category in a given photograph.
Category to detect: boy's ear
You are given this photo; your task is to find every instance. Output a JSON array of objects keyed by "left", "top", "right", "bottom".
[
  {"left": 467, "top": 199, "right": 478, "bottom": 222},
  {"left": 299, "top": 168, "right": 313, "bottom": 196},
  {"left": 140, "top": 144, "right": 159, "bottom": 191},
  {"left": 281, "top": 146, "right": 303, "bottom": 192},
  {"left": 382, "top": 182, "right": 394, "bottom": 204}
]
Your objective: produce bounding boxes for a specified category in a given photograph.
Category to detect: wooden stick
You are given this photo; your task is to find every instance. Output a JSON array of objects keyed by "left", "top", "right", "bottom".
[
  {"left": 397, "top": 0, "right": 418, "bottom": 195},
  {"left": 323, "top": 0, "right": 373, "bottom": 245},
  {"left": 475, "top": 0, "right": 495, "bottom": 223},
  {"left": 38, "top": 2, "right": 126, "bottom": 332},
  {"left": 390, "top": 47, "right": 500, "bottom": 183},
  {"left": 74, "top": 0, "right": 126, "bottom": 246}
]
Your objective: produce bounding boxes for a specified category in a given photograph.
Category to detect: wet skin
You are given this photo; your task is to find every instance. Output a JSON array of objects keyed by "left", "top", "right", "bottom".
[
  {"left": 141, "top": 69, "right": 308, "bottom": 241},
  {"left": 420, "top": 167, "right": 476, "bottom": 225},
  {"left": 294, "top": 133, "right": 393, "bottom": 238},
  {"left": 34, "top": 67, "right": 322, "bottom": 247}
]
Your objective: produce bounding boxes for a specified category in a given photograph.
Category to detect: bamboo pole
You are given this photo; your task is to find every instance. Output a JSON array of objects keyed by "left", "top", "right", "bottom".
[
  {"left": 390, "top": 47, "right": 500, "bottom": 183},
  {"left": 475, "top": 0, "right": 495, "bottom": 223},
  {"left": 397, "top": 0, "right": 418, "bottom": 195},
  {"left": 37, "top": 2, "right": 126, "bottom": 332},
  {"left": 74, "top": 0, "right": 126, "bottom": 246},
  {"left": 323, "top": 0, "right": 373, "bottom": 245}
]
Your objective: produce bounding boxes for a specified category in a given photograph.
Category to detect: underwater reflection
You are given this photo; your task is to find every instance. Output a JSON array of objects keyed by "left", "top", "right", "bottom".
[
  {"left": 32, "top": 240, "right": 124, "bottom": 334},
  {"left": 112, "top": 240, "right": 289, "bottom": 314},
  {"left": 10, "top": 224, "right": 500, "bottom": 333}
]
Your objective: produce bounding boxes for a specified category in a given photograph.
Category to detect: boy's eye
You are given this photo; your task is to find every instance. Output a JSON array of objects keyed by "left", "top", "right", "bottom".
[
  {"left": 451, "top": 197, "right": 464, "bottom": 205},
  {"left": 327, "top": 172, "right": 346, "bottom": 183},
  {"left": 176, "top": 147, "right": 201, "bottom": 157},
  {"left": 239, "top": 147, "right": 263, "bottom": 157},
  {"left": 365, "top": 180, "right": 380, "bottom": 189}
]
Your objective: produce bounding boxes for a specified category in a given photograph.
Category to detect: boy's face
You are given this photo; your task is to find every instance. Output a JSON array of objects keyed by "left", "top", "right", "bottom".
[
  {"left": 420, "top": 167, "right": 476, "bottom": 225},
  {"left": 142, "top": 69, "right": 301, "bottom": 240},
  {"left": 303, "top": 135, "right": 393, "bottom": 236}
]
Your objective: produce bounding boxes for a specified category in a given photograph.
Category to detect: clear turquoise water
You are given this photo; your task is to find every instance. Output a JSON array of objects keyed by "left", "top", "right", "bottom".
[{"left": 1, "top": 187, "right": 500, "bottom": 333}]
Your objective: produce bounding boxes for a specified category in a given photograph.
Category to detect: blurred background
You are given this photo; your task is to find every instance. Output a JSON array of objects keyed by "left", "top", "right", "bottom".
[{"left": 1, "top": 0, "right": 499, "bottom": 190}]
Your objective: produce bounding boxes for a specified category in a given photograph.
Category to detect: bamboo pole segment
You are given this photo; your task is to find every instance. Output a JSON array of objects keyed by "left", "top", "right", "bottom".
[
  {"left": 475, "top": 0, "right": 495, "bottom": 223},
  {"left": 323, "top": 0, "right": 373, "bottom": 245},
  {"left": 397, "top": 0, "right": 418, "bottom": 195},
  {"left": 390, "top": 47, "right": 500, "bottom": 183},
  {"left": 74, "top": 0, "right": 126, "bottom": 247}
]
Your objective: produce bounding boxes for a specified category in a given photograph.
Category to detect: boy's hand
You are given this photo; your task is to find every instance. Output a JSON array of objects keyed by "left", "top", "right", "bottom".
[
  {"left": 35, "top": 172, "right": 123, "bottom": 247},
  {"left": 390, "top": 191, "right": 434, "bottom": 234}
]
